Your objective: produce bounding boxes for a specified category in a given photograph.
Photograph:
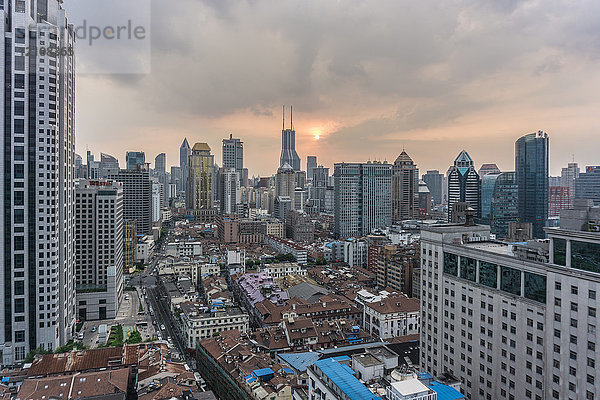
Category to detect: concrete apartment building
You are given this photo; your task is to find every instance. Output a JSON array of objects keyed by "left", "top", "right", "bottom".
[{"left": 420, "top": 218, "right": 600, "bottom": 400}]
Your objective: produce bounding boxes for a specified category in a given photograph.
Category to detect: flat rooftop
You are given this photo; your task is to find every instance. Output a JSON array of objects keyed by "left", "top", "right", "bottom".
[
  {"left": 353, "top": 353, "right": 382, "bottom": 367},
  {"left": 463, "top": 241, "right": 510, "bottom": 255}
]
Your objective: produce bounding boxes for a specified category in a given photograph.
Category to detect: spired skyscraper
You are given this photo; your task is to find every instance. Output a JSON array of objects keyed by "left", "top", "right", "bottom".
[
  {"left": 279, "top": 106, "right": 300, "bottom": 171},
  {"left": 447, "top": 150, "right": 481, "bottom": 222},
  {"left": 0, "top": 0, "right": 76, "bottom": 364},
  {"left": 392, "top": 151, "right": 418, "bottom": 222},
  {"left": 515, "top": 131, "right": 549, "bottom": 238}
]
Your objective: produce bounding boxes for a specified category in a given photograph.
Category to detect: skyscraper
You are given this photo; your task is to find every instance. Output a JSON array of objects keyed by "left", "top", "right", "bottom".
[
  {"left": 154, "top": 153, "right": 166, "bottom": 176},
  {"left": 575, "top": 166, "right": 600, "bottom": 205},
  {"left": 306, "top": 156, "right": 317, "bottom": 181},
  {"left": 560, "top": 162, "right": 579, "bottom": 208},
  {"left": 100, "top": 153, "right": 119, "bottom": 178},
  {"left": 280, "top": 106, "right": 301, "bottom": 171},
  {"left": 126, "top": 151, "right": 145, "bottom": 170},
  {"left": 188, "top": 143, "right": 214, "bottom": 210},
  {"left": 275, "top": 163, "right": 297, "bottom": 201},
  {"left": 180, "top": 138, "right": 191, "bottom": 195},
  {"left": 308, "top": 165, "right": 329, "bottom": 213},
  {"left": 480, "top": 172, "right": 518, "bottom": 237},
  {"left": 447, "top": 150, "right": 481, "bottom": 222},
  {"left": 109, "top": 165, "right": 153, "bottom": 235},
  {"left": 0, "top": 0, "right": 76, "bottom": 364},
  {"left": 75, "top": 180, "right": 124, "bottom": 321},
  {"left": 222, "top": 134, "right": 244, "bottom": 176},
  {"left": 334, "top": 162, "right": 392, "bottom": 238},
  {"left": 422, "top": 170, "right": 443, "bottom": 205},
  {"left": 392, "top": 151, "right": 418, "bottom": 222},
  {"left": 219, "top": 168, "right": 241, "bottom": 215},
  {"left": 516, "top": 131, "right": 549, "bottom": 238},
  {"left": 154, "top": 153, "right": 167, "bottom": 205}
]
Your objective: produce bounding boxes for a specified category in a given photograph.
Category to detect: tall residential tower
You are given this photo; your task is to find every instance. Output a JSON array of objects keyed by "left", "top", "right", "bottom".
[{"left": 0, "top": 0, "right": 76, "bottom": 364}]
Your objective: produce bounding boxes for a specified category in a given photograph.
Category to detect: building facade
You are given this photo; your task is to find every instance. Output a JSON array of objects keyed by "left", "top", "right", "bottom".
[
  {"left": 74, "top": 180, "right": 124, "bottom": 321},
  {"left": 125, "top": 151, "right": 145, "bottom": 170},
  {"left": 222, "top": 134, "right": 243, "bottom": 177},
  {"left": 516, "top": 131, "right": 549, "bottom": 238},
  {"left": 423, "top": 170, "right": 443, "bottom": 206},
  {"left": 219, "top": 168, "right": 241, "bottom": 215},
  {"left": 280, "top": 106, "right": 300, "bottom": 171},
  {"left": 420, "top": 222, "right": 600, "bottom": 400},
  {"left": 109, "top": 165, "right": 152, "bottom": 235},
  {"left": 334, "top": 162, "right": 392, "bottom": 238},
  {"left": 392, "top": 151, "right": 418, "bottom": 223},
  {"left": 180, "top": 138, "right": 191, "bottom": 196},
  {"left": 188, "top": 143, "right": 214, "bottom": 210},
  {"left": 0, "top": 0, "right": 76, "bottom": 364},
  {"left": 480, "top": 172, "right": 518, "bottom": 238},
  {"left": 575, "top": 166, "right": 600, "bottom": 206},
  {"left": 447, "top": 151, "right": 481, "bottom": 223}
]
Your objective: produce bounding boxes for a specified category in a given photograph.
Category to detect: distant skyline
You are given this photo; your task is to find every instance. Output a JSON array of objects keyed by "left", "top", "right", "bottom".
[{"left": 67, "top": 0, "right": 600, "bottom": 176}]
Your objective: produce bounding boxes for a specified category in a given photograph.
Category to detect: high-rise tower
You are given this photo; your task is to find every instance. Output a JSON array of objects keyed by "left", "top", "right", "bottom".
[
  {"left": 0, "top": 0, "right": 76, "bottom": 364},
  {"left": 188, "top": 143, "right": 214, "bottom": 210},
  {"left": 279, "top": 106, "right": 301, "bottom": 171},
  {"left": 222, "top": 134, "right": 244, "bottom": 175},
  {"left": 447, "top": 150, "right": 481, "bottom": 222},
  {"left": 392, "top": 151, "right": 418, "bottom": 222},
  {"left": 180, "top": 138, "right": 191, "bottom": 195},
  {"left": 516, "top": 131, "right": 549, "bottom": 238}
]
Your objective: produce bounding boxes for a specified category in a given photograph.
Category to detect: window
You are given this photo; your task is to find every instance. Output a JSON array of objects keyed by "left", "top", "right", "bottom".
[
  {"left": 553, "top": 238, "right": 566, "bottom": 266},
  {"left": 443, "top": 253, "right": 458, "bottom": 276},
  {"left": 500, "top": 266, "right": 521, "bottom": 296},
  {"left": 571, "top": 241, "right": 600, "bottom": 273},
  {"left": 524, "top": 272, "right": 546, "bottom": 303},
  {"left": 479, "top": 261, "right": 497, "bottom": 288},
  {"left": 460, "top": 257, "right": 476, "bottom": 281}
]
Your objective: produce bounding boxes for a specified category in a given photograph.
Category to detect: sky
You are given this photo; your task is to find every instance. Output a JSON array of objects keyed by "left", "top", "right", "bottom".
[{"left": 64, "top": 0, "right": 600, "bottom": 177}]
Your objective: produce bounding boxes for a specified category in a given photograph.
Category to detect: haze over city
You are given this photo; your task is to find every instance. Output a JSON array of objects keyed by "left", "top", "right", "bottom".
[{"left": 68, "top": 0, "right": 600, "bottom": 175}]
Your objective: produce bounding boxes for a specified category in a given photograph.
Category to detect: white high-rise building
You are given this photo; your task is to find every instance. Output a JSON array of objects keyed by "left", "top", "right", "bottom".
[
  {"left": 0, "top": 0, "right": 76, "bottom": 364},
  {"left": 420, "top": 222, "right": 600, "bottom": 400},
  {"left": 151, "top": 178, "right": 164, "bottom": 223},
  {"left": 219, "top": 168, "right": 240, "bottom": 215},
  {"left": 74, "top": 180, "right": 124, "bottom": 321}
]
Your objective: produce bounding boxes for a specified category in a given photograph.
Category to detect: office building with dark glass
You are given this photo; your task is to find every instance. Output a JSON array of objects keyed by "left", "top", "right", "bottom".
[
  {"left": 481, "top": 172, "right": 519, "bottom": 238},
  {"left": 515, "top": 131, "right": 549, "bottom": 238}
]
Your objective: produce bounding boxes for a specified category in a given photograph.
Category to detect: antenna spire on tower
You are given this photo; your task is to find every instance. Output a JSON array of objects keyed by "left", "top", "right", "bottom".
[
  {"left": 282, "top": 105, "right": 285, "bottom": 131},
  {"left": 290, "top": 106, "right": 293, "bottom": 131}
]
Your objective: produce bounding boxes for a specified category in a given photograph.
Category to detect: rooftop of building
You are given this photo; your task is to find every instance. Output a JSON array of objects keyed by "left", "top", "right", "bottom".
[
  {"left": 312, "top": 358, "right": 380, "bottom": 400},
  {"left": 352, "top": 353, "right": 382, "bottom": 367},
  {"left": 390, "top": 379, "right": 431, "bottom": 396},
  {"left": 364, "top": 292, "right": 419, "bottom": 315}
]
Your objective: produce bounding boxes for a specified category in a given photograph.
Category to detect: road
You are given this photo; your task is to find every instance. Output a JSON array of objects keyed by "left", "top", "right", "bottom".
[{"left": 147, "top": 286, "right": 189, "bottom": 361}]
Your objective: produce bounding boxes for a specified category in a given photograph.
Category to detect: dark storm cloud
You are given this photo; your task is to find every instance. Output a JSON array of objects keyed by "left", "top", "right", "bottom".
[{"left": 67, "top": 0, "right": 600, "bottom": 175}]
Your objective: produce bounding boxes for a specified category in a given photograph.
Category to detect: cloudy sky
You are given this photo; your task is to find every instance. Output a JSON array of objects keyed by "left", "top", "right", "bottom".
[{"left": 64, "top": 0, "right": 600, "bottom": 176}]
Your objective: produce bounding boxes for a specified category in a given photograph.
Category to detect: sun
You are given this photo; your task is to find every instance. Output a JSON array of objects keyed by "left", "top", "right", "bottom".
[{"left": 313, "top": 129, "right": 322, "bottom": 140}]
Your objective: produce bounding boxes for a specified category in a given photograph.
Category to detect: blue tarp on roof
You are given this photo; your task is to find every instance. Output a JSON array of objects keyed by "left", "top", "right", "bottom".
[
  {"left": 417, "top": 372, "right": 433, "bottom": 380},
  {"left": 245, "top": 375, "right": 256, "bottom": 383},
  {"left": 282, "top": 367, "right": 295, "bottom": 374},
  {"left": 1, "top": 377, "right": 8, "bottom": 383},
  {"left": 314, "top": 358, "right": 380, "bottom": 400},
  {"left": 278, "top": 352, "right": 321, "bottom": 372},
  {"left": 428, "top": 381, "right": 465, "bottom": 400},
  {"left": 253, "top": 368, "right": 274, "bottom": 377}
]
